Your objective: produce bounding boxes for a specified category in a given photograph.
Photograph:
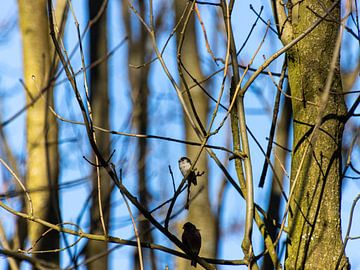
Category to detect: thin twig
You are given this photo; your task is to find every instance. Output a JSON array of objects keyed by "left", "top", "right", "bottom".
[
  {"left": 258, "top": 58, "right": 287, "bottom": 188},
  {"left": 335, "top": 193, "right": 360, "bottom": 269},
  {"left": 0, "top": 221, "right": 19, "bottom": 270},
  {"left": 19, "top": 222, "right": 83, "bottom": 254},
  {"left": 120, "top": 189, "right": 144, "bottom": 270},
  {"left": 0, "top": 159, "right": 33, "bottom": 216}
]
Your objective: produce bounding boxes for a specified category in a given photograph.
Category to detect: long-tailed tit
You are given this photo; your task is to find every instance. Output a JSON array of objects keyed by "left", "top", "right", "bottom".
[
  {"left": 182, "top": 222, "right": 202, "bottom": 267},
  {"left": 178, "top": 156, "right": 197, "bottom": 186}
]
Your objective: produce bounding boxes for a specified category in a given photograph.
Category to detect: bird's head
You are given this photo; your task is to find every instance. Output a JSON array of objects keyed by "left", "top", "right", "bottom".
[
  {"left": 178, "top": 156, "right": 191, "bottom": 164},
  {"left": 183, "top": 222, "right": 197, "bottom": 231}
]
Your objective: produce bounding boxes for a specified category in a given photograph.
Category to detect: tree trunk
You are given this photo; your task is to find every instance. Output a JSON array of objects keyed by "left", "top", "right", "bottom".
[
  {"left": 174, "top": 1, "right": 216, "bottom": 268},
  {"left": 263, "top": 86, "right": 291, "bottom": 270},
  {"left": 121, "top": 2, "right": 157, "bottom": 269},
  {"left": 18, "top": 0, "right": 59, "bottom": 264},
  {"left": 284, "top": 1, "right": 349, "bottom": 268},
  {"left": 86, "top": 1, "right": 111, "bottom": 269}
]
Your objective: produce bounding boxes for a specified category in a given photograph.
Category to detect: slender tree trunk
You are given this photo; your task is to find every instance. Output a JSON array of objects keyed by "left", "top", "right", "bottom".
[
  {"left": 263, "top": 86, "right": 291, "bottom": 270},
  {"left": 122, "top": 2, "right": 157, "bottom": 269},
  {"left": 18, "top": 0, "right": 59, "bottom": 264},
  {"left": 86, "top": 1, "right": 111, "bottom": 269},
  {"left": 174, "top": 1, "right": 216, "bottom": 268},
  {"left": 284, "top": 1, "right": 349, "bottom": 268}
]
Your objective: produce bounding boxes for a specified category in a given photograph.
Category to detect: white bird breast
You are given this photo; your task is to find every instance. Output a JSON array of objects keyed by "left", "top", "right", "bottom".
[{"left": 179, "top": 159, "right": 192, "bottom": 176}]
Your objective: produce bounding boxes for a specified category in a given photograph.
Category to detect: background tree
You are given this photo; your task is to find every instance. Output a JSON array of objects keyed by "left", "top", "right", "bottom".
[
  {"left": 86, "top": 0, "right": 112, "bottom": 269},
  {"left": 18, "top": 0, "right": 65, "bottom": 264},
  {"left": 262, "top": 85, "right": 291, "bottom": 270},
  {"left": 174, "top": 1, "right": 216, "bottom": 269},
  {"left": 121, "top": 1, "right": 157, "bottom": 269}
]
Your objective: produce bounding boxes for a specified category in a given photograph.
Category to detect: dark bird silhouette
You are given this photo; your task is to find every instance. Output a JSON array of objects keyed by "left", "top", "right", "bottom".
[{"left": 182, "top": 222, "right": 201, "bottom": 267}]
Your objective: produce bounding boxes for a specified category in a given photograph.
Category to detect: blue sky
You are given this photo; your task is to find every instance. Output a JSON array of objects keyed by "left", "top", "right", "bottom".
[{"left": 0, "top": 0, "right": 359, "bottom": 269}]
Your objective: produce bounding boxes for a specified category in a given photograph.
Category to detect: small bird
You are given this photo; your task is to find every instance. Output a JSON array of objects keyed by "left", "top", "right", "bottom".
[
  {"left": 178, "top": 157, "right": 198, "bottom": 209},
  {"left": 178, "top": 157, "right": 197, "bottom": 186},
  {"left": 182, "top": 222, "right": 201, "bottom": 267}
]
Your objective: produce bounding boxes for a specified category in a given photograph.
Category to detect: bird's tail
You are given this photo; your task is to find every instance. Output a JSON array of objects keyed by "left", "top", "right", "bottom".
[
  {"left": 185, "top": 184, "right": 191, "bottom": 210},
  {"left": 191, "top": 260, "right": 197, "bottom": 267}
]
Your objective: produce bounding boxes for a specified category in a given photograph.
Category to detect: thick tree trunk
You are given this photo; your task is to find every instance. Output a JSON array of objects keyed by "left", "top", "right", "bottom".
[
  {"left": 285, "top": 1, "right": 349, "bottom": 268},
  {"left": 18, "top": 0, "right": 59, "bottom": 264}
]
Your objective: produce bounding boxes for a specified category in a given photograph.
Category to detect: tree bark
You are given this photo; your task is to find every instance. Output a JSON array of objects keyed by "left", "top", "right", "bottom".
[
  {"left": 284, "top": 1, "right": 349, "bottom": 268},
  {"left": 18, "top": 0, "right": 59, "bottom": 264}
]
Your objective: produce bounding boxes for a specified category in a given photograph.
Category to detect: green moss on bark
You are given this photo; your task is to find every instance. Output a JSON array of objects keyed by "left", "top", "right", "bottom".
[{"left": 285, "top": 1, "right": 349, "bottom": 269}]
